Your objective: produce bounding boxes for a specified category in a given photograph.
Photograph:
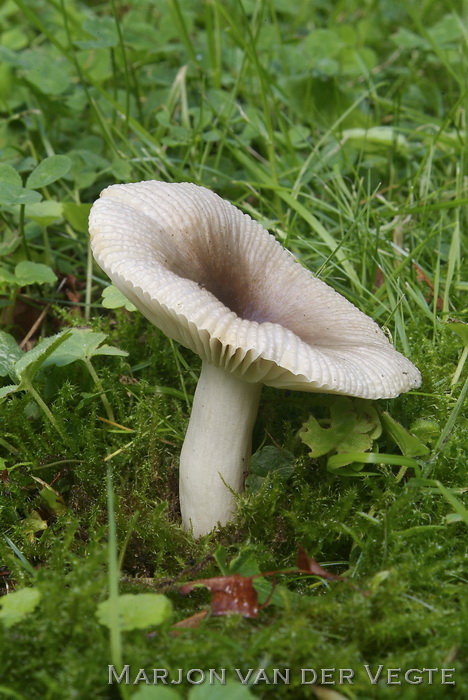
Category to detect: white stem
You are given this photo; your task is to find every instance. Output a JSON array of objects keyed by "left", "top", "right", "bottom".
[{"left": 179, "top": 361, "right": 262, "bottom": 537}]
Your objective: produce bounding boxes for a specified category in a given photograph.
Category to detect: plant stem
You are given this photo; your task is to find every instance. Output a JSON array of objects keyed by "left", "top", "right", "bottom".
[
  {"left": 85, "top": 357, "right": 115, "bottom": 422},
  {"left": 42, "top": 226, "right": 52, "bottom": 267},
  {"left": 22, "top": 378, "right": 66, "bottom": 441},
  {"left": 19, "top": 203, "right": 31, "bottom": 261}
]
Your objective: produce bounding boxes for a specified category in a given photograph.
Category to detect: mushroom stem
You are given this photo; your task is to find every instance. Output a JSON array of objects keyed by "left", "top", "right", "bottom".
[{"left": 179, "top": 360, "right": 262, "bottom": 537}]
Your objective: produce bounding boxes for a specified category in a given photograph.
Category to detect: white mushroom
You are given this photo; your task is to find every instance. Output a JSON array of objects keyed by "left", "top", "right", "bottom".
[{"left": 89, "top": 181, "right": 421, "bottom": 537}]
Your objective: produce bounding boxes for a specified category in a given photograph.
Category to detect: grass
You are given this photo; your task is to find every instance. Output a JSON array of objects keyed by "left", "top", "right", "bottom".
[{"left": 0, "top": 0, "right": 467, "bottom": 698}]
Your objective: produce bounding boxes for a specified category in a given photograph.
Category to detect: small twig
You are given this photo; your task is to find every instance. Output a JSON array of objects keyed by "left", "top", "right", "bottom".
[
  {"left": 84, "top": 357, "right": 115, "bottom": 423},
  {"left": 98, "top": 417, "right": 134, "bottom": 432},
  {"left": 20, "top": 304, "right": 51, "bottom": 349},
  {"left": 121, "top": 554, "right": 215, "bottom": 591},
  {"left": 20, "top": 277, "right": 67, "bottom": 348}
]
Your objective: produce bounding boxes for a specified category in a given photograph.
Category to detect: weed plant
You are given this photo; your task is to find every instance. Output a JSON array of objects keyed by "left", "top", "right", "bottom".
[{"left": 0, "top": 1, "right": 466, "bottom": 699}]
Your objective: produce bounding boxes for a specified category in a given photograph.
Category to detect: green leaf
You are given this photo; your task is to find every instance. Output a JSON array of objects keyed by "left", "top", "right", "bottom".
[
  {"left": 96, "top": 593, "right": 172, "bottom": 631},
  {"left": 42, "top": 328, "right": 128, "bottom": 368},
  {"left": 14, "top": 330, "right": 72, "bottom": 383},
  {"left": 0, "top": 46, "right": 28, "bottom": 68},
  {"left": 0, "top": 587, "right": 42, "bottom": 628},
  {"left": 0, "top": 331, "right": 23, "bottom": 378},
  {"left": 62, "top": 202, "right": 92, "bottom": 234},
  {"left": 22, "top": 510, "right": 48, "bottom": 538},
  {"left": 25, "top": 201, "right": 63, "bottom": 226},
  {"left": 14, "top": 261, "right": 57, "bottom": 286},
  {"left": 0, "top": 183, "right": 42, "bottom": 206},
  {"left": 303, "top": 28, "right": 343, "bottom": 60},
  {"left": 32, "top": 476, "right": 67, "bottom": 516},
  {"left": 131, "top": 688, "right": 180, "bottom": 700},
  {"left": 300, "top": 397, "right": 381, "bottom": 465},
  {"left": 0, "top": 163, "right": 22, "bottom": 187},
  {"left": 409, "top": 418, "right": 440, "bottom": 444},
  {"left": 341, "top": 127, "right": 409, "bottom": 155},
  {"left": 26, "top": 155, "right": 72, "bottom": 190},
  {"left": 0, "top": 384, "right": 20, "bottom": 399},
  {"left": 190, "top": 683, "right": 255, "bottom": 699},
  {"left": 446, "top": 319, "right": 468, "bottom": 345},
  {"left": 213, "top": 544, "right": 228, "bottom": 575},
  {"left": 92, "top": 344, "right": 129, "bottom": 358},
  {"left": 428, "top": 14, "right": 464, "bottom": 46},
  {"left": 101, "top": 285, "right": 137, "bottom": 312},
  {"left": 243, "top": 474, "right": 265, "bottom": 491},
  {"left": 110, "top": 157, "right": 133, "bottom": 181},
  {"left": 445, "top": 513, "right": 463, "bottom": 524},
  {"left": 246, "top": 445, "right": 295, "bottom": 490},
  {"left": 436, "top": 481, "right": 468, "bottom": 527},
  {"left": 250, "top": 445, "right": 295, "bottom": 478},
  {"left": 392, "top": 28, "right": 428, "bottom": 50},
  {"left": 78, "top": 17, "right": 119, "bottom": 48},
  {"left": 0, "top": 267, "right": 18, "bottom": 285},
  {"left": 327, "top": 452, "right": 421, "bottom": 471},
  {"left": 40, "top": 488, "right": 67, "bottom": 516},
  {"left": 0, "top": 230, "right": 21, "bottom": 256},
  {"left": 380, "top": 411, "right": 430, "bottom": 457},
  {"left": 23, "top": 51, "right": 71, "bottom": 96}
]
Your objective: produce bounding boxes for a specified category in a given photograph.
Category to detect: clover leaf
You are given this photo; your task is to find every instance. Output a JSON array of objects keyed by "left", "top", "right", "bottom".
[
  {"left": 96, "top": 593, "right": 172, "bottom": 632},
  {"left": 300, "top": 396, "right": 381, "bottom": 464},
  {"left": 0, "top": 588, "right": 42, "bottom": 629}
]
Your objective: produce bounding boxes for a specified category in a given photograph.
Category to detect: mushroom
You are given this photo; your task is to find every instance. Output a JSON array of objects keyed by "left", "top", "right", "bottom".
[{"left": 89, "top": 181, "right": 421, "bottom": 537}]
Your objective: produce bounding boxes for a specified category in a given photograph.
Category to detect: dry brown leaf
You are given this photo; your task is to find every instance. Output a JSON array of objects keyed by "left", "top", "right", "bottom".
[
  {"left": 180, "top": 574, "right": 261, "bottom": 618},
  {"left": 297, "top": 544, "right": 344, "bottom": 582},
  {"left": 413, "top": 262, "right": 443, "bottom": 310},
  {"left": 171, "top": 610, "right": 208, "bottom": 635}
]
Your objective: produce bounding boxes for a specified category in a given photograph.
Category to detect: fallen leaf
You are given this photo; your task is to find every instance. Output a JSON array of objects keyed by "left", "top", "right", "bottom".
[
  {"left": 297, "top": 545, "right": 343, "bottom": 582},
  {"left": 180, "top": 574, "right": 262, "bottom": 618},
  {"left": 373, "top": 266, "right": 385, "bottom": 290},
  {"left": 31, "top": 476, "right": 67, "bottom": 516},
  {"left": 171, "top": 610, "right": 208, "bottom": 634},
  {"left": 413, "top": 262, "right": 443, "bottom": 309},
  {"left": 179, "top": 545, "right": 350, "bottom": 621}
]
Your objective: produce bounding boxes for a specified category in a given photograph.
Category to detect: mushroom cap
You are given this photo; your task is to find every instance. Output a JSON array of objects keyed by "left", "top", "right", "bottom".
[{"left": 89, "top": 181, "right": 421, "bottom": 399}]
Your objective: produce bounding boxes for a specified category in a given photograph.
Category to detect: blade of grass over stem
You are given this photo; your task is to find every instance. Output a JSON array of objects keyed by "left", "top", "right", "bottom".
[
  {"left": 167, "top": 0, "right": 200, "bottom": 66},
  {"left": 110, "top": 0, "right": 131, "bottom": 138},
  {"left": 117, "top": 512, "right": 140, "bottom": 572},
  {"left": 0, "top": 687, "right": 27, "bottom": 700},
  {"left": 424, "top": 375, "right": 468, "bottom": 476},
  {"left": 216, "top": 0, "right": 280, "bottom": 185},
  {"left": 435, "top": 482, "right": 468, "bottom": 527},
  {"left": 106, "top": 468, "right": 122, "bottom": 672},
  {"left": 4, "top": 537, "right": 37, "bottom": 577},
  {"left": 393, "top": 198, "right": 468, "bottom": 215}
]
